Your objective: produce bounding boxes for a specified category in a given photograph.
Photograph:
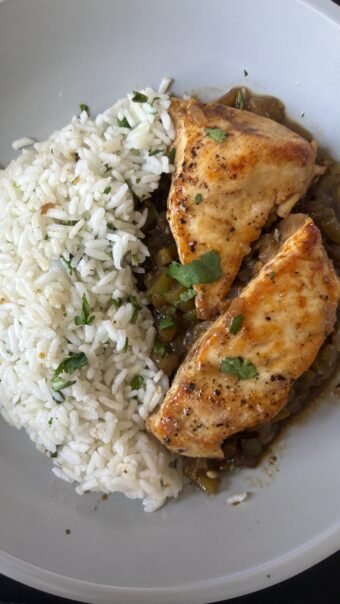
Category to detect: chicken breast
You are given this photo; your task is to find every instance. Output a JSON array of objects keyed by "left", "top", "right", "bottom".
[
  {"left": 168, "top": 99, "right": 324, "bottom": 320},
  {"left": 147, "top": 215, "right": 340, "bottom": 458}
]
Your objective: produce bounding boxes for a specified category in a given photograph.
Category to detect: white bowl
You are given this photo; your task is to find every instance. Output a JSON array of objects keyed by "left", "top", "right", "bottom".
[{"left": 0, "top": 1, "right": 340, "bottom": 602}]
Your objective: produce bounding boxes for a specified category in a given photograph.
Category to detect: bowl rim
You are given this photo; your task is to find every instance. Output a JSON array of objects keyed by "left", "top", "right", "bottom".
[{"left": 1, "top": 0, "right": 340, "bottom": 602}]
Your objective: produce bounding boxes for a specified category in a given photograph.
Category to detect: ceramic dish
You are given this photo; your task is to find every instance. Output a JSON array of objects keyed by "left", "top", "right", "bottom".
[{"left": 0, "top": 1, "right": 340, "bottom": 602}]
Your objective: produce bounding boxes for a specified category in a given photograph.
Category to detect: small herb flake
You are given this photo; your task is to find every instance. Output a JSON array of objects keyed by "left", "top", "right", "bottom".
[
  {"left": 74, "top": 294, "right": 95, "bottom": 326},
  {"left": 44, "top": 234, "right": 49, "bottom": 241},
  {"left": 235, "top": 89, "right": 246, "bottom": 110},
  {"left": 117, "top": 117, "right": 131, "bottom": 128},
  {"left": 136, "top": 177, "right": 141, "bottom": 184},
  {"left": 111, "top": 298, "right": 123, "bottom": 308},
  {"left": 243, "top": 69, "right": 249, "bottom": 77},
  {"left": 195, "top": 193, "right": 203, "bottom": 204},
  {"left": 159, "top": 316, "right": 175, "bottom": 330},
  {"left": 168, "top": 250, "right": 222, "bottom": 287},
  {"left": 154, "top": 341, "right": 167, "bottom": 357},
  {"left": 132, "top": 91, "right": 148, "bottom": 103},
  {"left": 51, "top": 376, "right": 76, "bottom": 392},
  {"left": 104, "top": 186, "right": 111, "bottom": 194},
  {"left": 269, "top": 271, "right": 276, "bottom": 282},
  {"left": 130, "top": 375, "right": 145, "bottom": 389},
  {"left": 61, "top": 255, "right": 74, "bottom": 275},
  {"left": 122, "top": 337, "right": 129, "bottom": 353},
  {"left": 151, "top": 96, "right": 160, "bottom": 106},
  {"left": 79, "top": 103, "right": 89, "bottom": 113},
  {"left": 50, "top": 451, "right": 58, "bottom": 458},
  {"left": 107, "top": 223, "right": 116, "bottom": 231},
  {"left": 204, "top": 128, "right": 227, "bottom": 143},
  {"left": 220, "top": 357, "right": 258, "bottom": 380},
  {"left": 229, "top": 314, "right": 244, "bottom": 335},
  {"left": 54, "top": 352, "right": 88, "bottom": 376},
  {"left": 166, "top": 148, "right": 176, "bottom": 162},
  {"left": 65, "top": 529, "right": 71, "bottom": 535},
  {"left": 48, "top": 418, "right": 53, "bottom": 427},
  {"left": 57, "top": 220, "right": 79, "bottom": 226},
  {"left": 173, "top": 287, "right": 196, "bottom": 308},
  {"left": 149, "top": 149, "right": 163, "bottom": 156}
]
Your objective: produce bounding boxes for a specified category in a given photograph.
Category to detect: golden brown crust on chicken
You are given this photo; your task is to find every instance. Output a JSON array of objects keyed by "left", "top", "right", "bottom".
[
  {"left": 168, "top": 99, "right": 324, "bottom": 320},
  {"left": 147, "top": 215, "right": 340, "bottom": 458}
]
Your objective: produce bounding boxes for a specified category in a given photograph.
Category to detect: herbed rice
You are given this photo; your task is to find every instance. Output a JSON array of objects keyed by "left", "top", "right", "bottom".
[{"left": 0, "top": 84, "right": 183, "bottom": 512}]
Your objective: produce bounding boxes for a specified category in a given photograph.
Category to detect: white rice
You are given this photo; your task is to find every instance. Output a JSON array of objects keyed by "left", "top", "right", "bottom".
[{"left": 0, "top": 86, "right": 183, "bottom": 511}]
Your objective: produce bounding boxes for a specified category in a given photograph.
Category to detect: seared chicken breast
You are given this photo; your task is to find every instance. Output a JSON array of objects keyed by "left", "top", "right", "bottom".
[
  {"left": 168, "top": 99, "right": 324, "bottom": 320},
  {"left": 147, "top": 215, "right": 340, "bottom": 458}
]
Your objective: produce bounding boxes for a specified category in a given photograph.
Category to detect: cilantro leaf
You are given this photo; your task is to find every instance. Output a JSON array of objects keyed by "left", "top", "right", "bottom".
[
  {"left": 204, "top": 128, "right": 227, "bottom": 143},
  {"left": 159, "top": 316, "right": 175, "bottom": 330},
  {"left": 132, "top": 91, "right": 148, "bottom": 103},
  {"left": 130, "top": 375, "right": 145, "bottom": 389},
  {"left": 117, "top": 117, "right": 131, "bottom": 128},
  {"left": 122, "top": 337, "right": 129, "bottom": 353},
  {"left": 54, "top": 352, "right": 88, "bottom": 376},
  {"left": 220, "top": 357, "right": 258, "bottom": 380},
  {"left": 229, "top": 314, "right": 244, "bottom": 335},
  {"left": 79, "top": 103, "right": 89, "bottom": 113},
  {"left": 149, "top": 149, "right": 163, "bottom": 156},
  {"left": 168, "top": 251, "right": 222, "bottom": 287},
  {"left": 153, "top": 341, "right": 167, "bottom": 357},
  {"left": 166, "top": 148, "right": 176, "bottom": 162},
  {"left": 173, "top": 287, "right": 196, "bottom": 308},
  {"left": 74, "top": 294, "right": 95, "bottom": 326},
  {"left": 111, "top": 298, "right": 123, "bottom": 308},
  {"left": 104, "top": 186, "right": 111, "bottom": 194},
  {"left": 51, "top": 376, "right": 76, "bottom": 392}
]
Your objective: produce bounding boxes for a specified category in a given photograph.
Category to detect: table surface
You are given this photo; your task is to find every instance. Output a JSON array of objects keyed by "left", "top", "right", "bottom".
[{"left": 1, "top": 0, "right": 340, "bottom": 602}]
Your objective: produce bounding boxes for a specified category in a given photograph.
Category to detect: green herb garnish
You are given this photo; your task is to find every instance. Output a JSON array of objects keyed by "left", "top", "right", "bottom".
[
  {"left": 44, "top": 234, "right": 49, "bottom": 241},
  {"left": 54, "top": 352, "right": 88, "bottom": 376},
  {"left": 168, "top": 250, "right": 222, "bottom": 287},
  {"left": 136, "top": 177, "right": 141, "bottom": 184},
  {"left": 154, "top": 341, "right": 167, "bottom": 357},
  {"left": 127, "top": 294, "right": 142, "bottom": 323},
  {"left": 65, "top": 529, "right": 71, "bottom": 535},
  {"left": 61, "top": 255, "right": 74, "bottom": 275},
  {"left": 104, "top": 186, "right": 111, "bottom": 194},
  {"left": 48, "top": 418, "right": 53, "bottom": 427},
  {"left": 107, "top": 223, "right": 116, "bottom": 231},
  {"left": 235, "top": 89, "right": 245, "bottom": 110},
  {"left": 149, "top": 149, "right": 163, "bottom": 156},
  {"left": 159, "top": 316, "right": 175, "bottom": 330},
  {"left": 204, "top": 128, "right": 227, "bottom": 143},
  {"left": 229, "top": 314, "right": 244, "bottom": 335},
  {"left": 166, "top": 148, "right": 176, "bottom": 162},
  {"left": 50, "top": 451, "right": 58, "bottom": 458},
  {"left": 51, "top": 376, "right": 76, "bottom": 392},
  {"left": 132, "top": 91, "right": 148, "bottom": 103},
  {"left": 117, "top": 117, "right": 131, "bottom": 128},
  {"left": 220, "top": 357, "right": 258, "bottom": 380},
  {"left": 74, "top": 294, "right": 95, "bottom": 326},
  {"left": 173, "top": 287, "right": 196, "bottom": 308},
  {"left": 130, "top": 375, "right": 145, "bottom": 389},
  {"left": 111, "top": 298, "right": 123, "bottom": 308},
  {"left": 79, "top": 103, "right": 89, "bottom": 113},
  {"left": 195, "top": 193, "right": 203, "bottom": 204},
  {"left": 269, "top": 271, "right": 276, "bottom": 281},
  {"left": 122, "top": 337, "right": 129, "bottom": 353},
  {"left": 57, "top": 220, "right": 79, "bottom": 226},
  {"left": 243, "top": 69, "right": 248, "bottom": 77}
]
